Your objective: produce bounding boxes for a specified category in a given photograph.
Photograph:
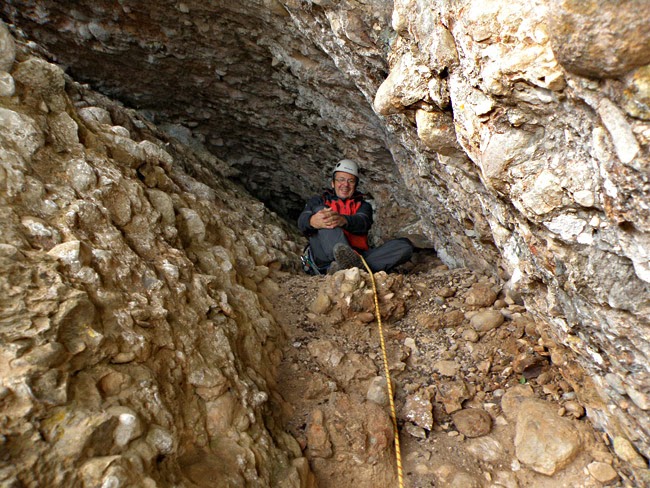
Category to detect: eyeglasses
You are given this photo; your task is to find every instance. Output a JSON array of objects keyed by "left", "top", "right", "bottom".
[{"left": 334, "top": 177, "right": 356, "bottom": 185}]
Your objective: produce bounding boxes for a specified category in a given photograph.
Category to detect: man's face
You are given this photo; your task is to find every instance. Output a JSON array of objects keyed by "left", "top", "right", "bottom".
[{"left": 332, "top": 171, "right": 357, "bottom": 199}]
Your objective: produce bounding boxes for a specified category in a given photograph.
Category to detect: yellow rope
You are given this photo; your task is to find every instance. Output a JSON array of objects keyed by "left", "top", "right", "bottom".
[{"left": 359, "top": 255, "right": 405, "bottom": 488}]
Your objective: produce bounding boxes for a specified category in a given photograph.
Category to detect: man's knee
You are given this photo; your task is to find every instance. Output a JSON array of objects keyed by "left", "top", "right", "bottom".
[
  {"left": 365, "top": 238, "right": 413, "bottom": 272},
  {"left": 392, "top": 238, "right": 414, "bottom": 262},
  {"left": 310, "top": 227, "right": 348, "bottom": 264}
]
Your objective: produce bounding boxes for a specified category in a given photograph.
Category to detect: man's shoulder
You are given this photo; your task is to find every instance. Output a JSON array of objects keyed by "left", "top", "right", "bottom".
[{"left": 303, "top": 193, "right": 326, "bottom": 207}]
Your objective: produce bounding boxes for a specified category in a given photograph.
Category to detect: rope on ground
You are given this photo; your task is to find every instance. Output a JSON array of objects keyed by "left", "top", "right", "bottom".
[{"left": 359, "top": 255, "right": 405, "bottom": 488}]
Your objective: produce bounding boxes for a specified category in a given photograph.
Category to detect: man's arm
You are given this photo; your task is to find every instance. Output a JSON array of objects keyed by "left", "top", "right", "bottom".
[
  {"left": 344, "top": 200, "right": 373, "bottom": 234},
  {"left": 297, "top": 195, "right": 324, "bottom": 234}
]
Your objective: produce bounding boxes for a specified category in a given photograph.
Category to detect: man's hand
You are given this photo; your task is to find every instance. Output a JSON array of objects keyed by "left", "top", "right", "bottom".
[{"left": 310, "top": 208, "right": 346, "bottom": 229}]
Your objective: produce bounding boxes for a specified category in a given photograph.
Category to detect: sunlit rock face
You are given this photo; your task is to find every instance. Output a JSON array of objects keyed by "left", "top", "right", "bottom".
[
  {"left": 373, "top": 1, "right": 650, "bottom": 470},
  {"left": 2, "top": 0, "right": 650, "bottom": 479}
]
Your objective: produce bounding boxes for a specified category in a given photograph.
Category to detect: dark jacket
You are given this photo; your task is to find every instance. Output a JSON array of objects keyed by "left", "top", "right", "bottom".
[{"left": 298, "top": 189, "right": 373, "bottom": 249}]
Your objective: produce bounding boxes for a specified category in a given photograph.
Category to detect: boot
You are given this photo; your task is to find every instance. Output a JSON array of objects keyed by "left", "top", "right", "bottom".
[{"left": 333, "top": 243, "right": 364, "bottom": 270}]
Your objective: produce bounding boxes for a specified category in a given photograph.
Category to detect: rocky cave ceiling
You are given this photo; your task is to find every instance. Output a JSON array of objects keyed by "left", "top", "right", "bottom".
[{"left": 2, "top": 0, "right": 400, "bottom": 224}]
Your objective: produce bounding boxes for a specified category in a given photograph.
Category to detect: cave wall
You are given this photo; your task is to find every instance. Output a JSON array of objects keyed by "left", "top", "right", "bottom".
[
  {"left": 0, "top": 23, "right": 310, "bottom": 486},
  {"left": 370, "top": 0, "right": 650, "bottom": 467},
  {"left": 1, "top": 0, "right": 649, "bottom": 480}
]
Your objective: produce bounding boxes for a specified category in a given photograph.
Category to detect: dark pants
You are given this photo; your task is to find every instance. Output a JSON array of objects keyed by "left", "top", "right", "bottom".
[{"left": 309, "top": 227, "right": 413, "bottom": 273}]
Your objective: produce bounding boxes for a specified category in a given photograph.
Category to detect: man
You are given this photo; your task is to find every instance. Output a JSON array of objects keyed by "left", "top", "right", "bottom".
[{"left": 298, "top": 159, "right": 413, "bottom": 274}]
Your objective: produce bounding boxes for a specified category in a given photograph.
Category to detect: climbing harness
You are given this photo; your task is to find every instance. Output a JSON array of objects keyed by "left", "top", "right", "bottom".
[
  {"left": 300, "top": 245, "right": 325, "bottom": 275},
  {"left": 358, "top": 254, "right": 405, "bottom": 488}
]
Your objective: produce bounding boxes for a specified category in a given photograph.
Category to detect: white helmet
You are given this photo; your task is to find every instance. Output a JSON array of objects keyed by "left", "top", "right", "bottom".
[{"left": 332, "top": 159, "right": 359, "bottom": 177}]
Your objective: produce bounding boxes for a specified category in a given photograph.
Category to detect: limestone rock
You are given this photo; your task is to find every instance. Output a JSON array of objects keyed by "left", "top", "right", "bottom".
[
  {"left": 451, "top": 408, "right": 492, "bottom": 438},
  {"left": 402, "top": 388, "right": 434, "bottom": 430},
  {"left": 0, "top": 21, "right": 16, "bottom": 72},
  {"left": 0, "top": 108, "right": 44, "bottom": 161},
  {"left": 613, "top": 436, "right": 648, "bottom": 469},
  {"left": 464, "top": 282, "right": 498, "bottom": 308},
  {"left": 501, "top": 384, "right": 536, "bottom": 421},
  {"left": 0, "top": 70, "right": 15, "bottom": 97},
  {"left": 366, "top": 376, "right": 388, "bottom": 406},
  {"left": 514, "top": 398, "right": 582, "bottom": 475},
  {"left": 466, "top": 436, "right": 504, "bottom": 463},
  {"left": 306, "top": 409, "right": 332, "bottom": 459},
  {"left": 12, "top": 57, "right": 67, "bottom": 112},
  {"left": 0, "top": 32, "right": 305, "bottom": 486},
  {"left": 436, "top": 380, "right": 470, "bottom": 414},
  {"left": 548, "top": 0, "right": 650, "bottom": 77},
  {"left": 469, "top": 310, "right": 505, "bottom": 332},
  {"left": 587, "top": 461, "right": 619, "bottom": 484}
]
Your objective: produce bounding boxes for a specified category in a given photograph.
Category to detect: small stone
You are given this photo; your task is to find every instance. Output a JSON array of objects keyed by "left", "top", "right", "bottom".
[
  {"left": 416, "top": 312, "right": 437, "bottom": 328},
  {"left": 440, "top": 309, "right": 465, "bottom": 328},
  {"left": 436, "top": 286, "right": 456, "bottom": 298},
  {"left": 433, "top": 360, "right": 460, "bottom": 377},
  {"left": 613, "top": 436, "right": 648, "bottom": 468},
  {"left": 625, "top": 385, "right": 650, "bottom": 411},
  {"left": 414, "top": 462, "right": 433, "bottom": 474},
  {"left": 0, "top": 22, "right": 16, "bottom": 72},
  {"left": 434, "top": 464, "right": 481, "bottom": 488},
  {"left": 437, "top": 380, "right": 470, "bottom": 414},
  {"left": 404, "top": 337, "right": 418, "bottom": 354},
  {"left": 403, "top": 389, "right": 434, "bottom": 430},
  {"left": 512, "top": 351, "right": 547, "bottom": 378},
  {"left": 461, "top": 328, "right": 479, "bottom": 342},
  {"left": 49, "top": 111, "right": 80, "bottom": 151},
  {"left": 404, "top": 423, "right": 427, "bottom": 439},
  {"left": 465, "top": 283, "right": 497, "bottom": 308},
  {"left": 146, "top": 426, "right": 174, "bottom": 455},
  {"left": 467, "top": 436, "right": 503, "bottom": 463},
  {"left": 78, "top": 106, "right": 112, "bottom": 126},
  {"left": 108, "top": 407, "right": 143, "bottom": 447},
  {"left": 0, "top": 107, "right": 45, "bottom": 160},
  {"left": 470, "top": 310, "right": 504, "bottom": 332},
  {"left": 367, "top": 376, "right": 388, "bottom": 406},
  {"left": 310, "top": 292, "right": 331, "bottom": 314},
  {"left": 574, "top": 189, "right": 595, "bottom": 207},
  {"left": 0, "top": 71, "right": 15, "bottom": 97},
  {"left": 587, "top": 461, "right": 618, "bottom": 483},
  {"left": 357, "top": 312, "right": 375, "bottom": 323},
  {"left": 452, "top": 408, "right": 492, "bottom": 438},
  {"left": 47, "top": 240, "right": 92, "bottom": 268},
  {"left": 477, "top": 359, "right": 491, "bottom": 374},
  {"left": 564, "top": 400, "right": 584, "bottom": 418}
]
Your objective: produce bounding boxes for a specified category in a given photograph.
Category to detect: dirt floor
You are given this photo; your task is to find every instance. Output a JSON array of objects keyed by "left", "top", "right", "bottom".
[{"left": 268, "top": 249, "right": 633, "bottom": 488}]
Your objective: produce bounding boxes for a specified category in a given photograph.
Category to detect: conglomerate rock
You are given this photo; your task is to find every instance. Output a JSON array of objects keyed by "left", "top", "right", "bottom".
[
  {"left": 0, "top": 25, "right": 308, "bottom": 487},
  {"left": 1, "top": 0, "right": 649, "bottom": 483}
]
